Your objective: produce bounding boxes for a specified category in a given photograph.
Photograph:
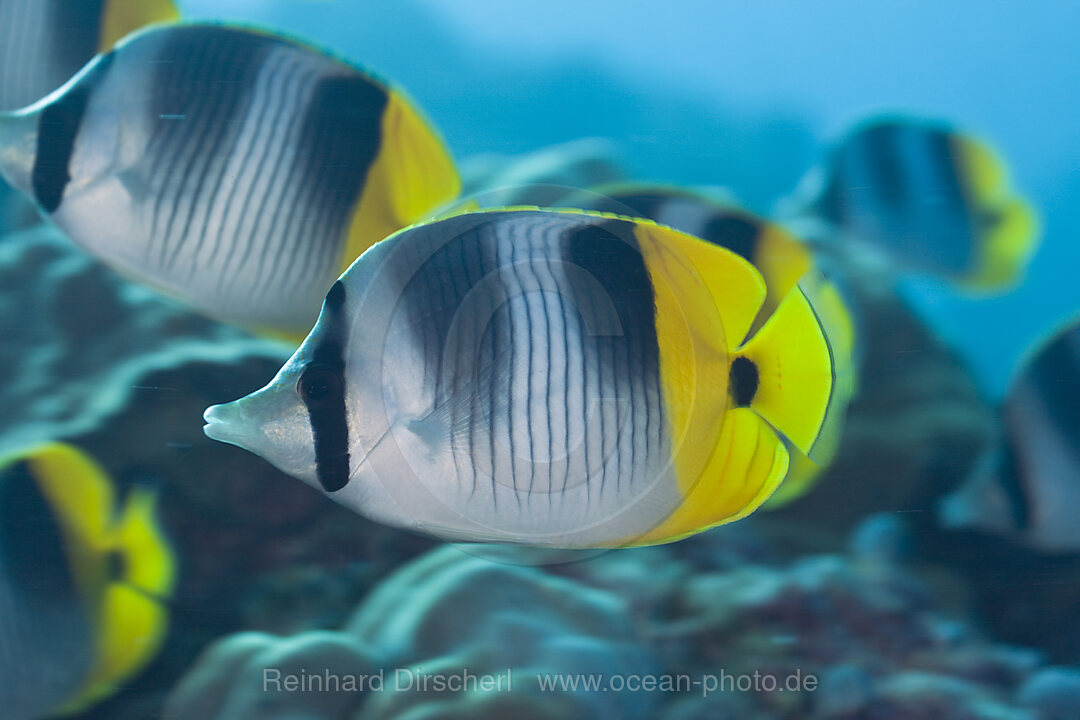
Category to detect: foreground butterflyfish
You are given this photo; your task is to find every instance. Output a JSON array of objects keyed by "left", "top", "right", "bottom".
[
  {"left": 0, "top": 23, "right": 459, "bottom": 338},
  {"left": 204, "top": 208, "right": 850, "bottom": 548}
]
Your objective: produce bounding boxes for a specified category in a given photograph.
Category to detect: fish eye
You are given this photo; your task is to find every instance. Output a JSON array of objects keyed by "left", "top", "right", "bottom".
[{"left": 297, "top": 363, "right": 342, "bottom": 404}]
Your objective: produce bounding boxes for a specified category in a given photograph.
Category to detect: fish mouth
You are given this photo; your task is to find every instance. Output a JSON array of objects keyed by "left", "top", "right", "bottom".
[{"left": 203, "top": 401, "right": 259, "bottom": 450}]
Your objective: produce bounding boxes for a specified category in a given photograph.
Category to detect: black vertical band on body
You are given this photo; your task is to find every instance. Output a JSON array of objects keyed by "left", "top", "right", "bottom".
[
  {"left": 702, "top": 213, "right": 760, "bottom": 263},
  {"left": 32, "top": 51, "right": 115, "bottom": 213},
  {"left": 0, "top": 461, "right": 81, "bottom": 603},
  {"left": 301, "top": 281, "right": 351, "bottom": 493}
]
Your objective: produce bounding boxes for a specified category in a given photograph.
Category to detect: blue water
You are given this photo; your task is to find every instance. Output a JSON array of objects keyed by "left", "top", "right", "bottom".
[{"left": 183, "top": 0, "right": 1080, "bottom": 397}]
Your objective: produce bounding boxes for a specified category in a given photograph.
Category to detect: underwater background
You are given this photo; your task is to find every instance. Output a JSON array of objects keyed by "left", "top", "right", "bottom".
[
  {"left": 176, "top": 0, "right": 1080, "bottom": 396},
  {"left": 2, "top": 1, "right": 1080, "bottom": 719}
]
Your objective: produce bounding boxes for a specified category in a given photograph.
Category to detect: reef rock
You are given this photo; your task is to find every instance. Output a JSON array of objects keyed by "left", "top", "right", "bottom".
[
  {"left": 165, "top": 545, "right": 658, "bottom": 720},
  {"left": 0, "top": 223, "right": 287, "bottom": 454},
  {"left": 164, "top": 528, "right": 1071, "bottom": 720},
  {"left": 0, "top": 223, "right": 432, "bottom": 720}
]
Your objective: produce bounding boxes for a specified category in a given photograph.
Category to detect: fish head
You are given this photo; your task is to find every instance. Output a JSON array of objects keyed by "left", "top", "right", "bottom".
[
  {"left": 203, "top": 352, "right": 320, "bottom": 488},
  {"left": 0, "top": 44, "right": 151, "bottom": 215},
  {"left": 202, "top": 277, "right": 390, "bottom": 497}
]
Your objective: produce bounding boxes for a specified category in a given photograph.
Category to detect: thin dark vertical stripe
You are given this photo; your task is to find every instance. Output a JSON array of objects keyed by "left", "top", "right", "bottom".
[
  {"left": 247, "top": 57, "right": 315, "bottom": 303},
  {"left": 557, "top": 260, "right": 572, "bottom": 501},
  {"left": 523, "top": 218, "right": 541, "bottom": 501},
  {"left": 442, "top": 234, "right": 469, "bottom": 495},
  {"left": 226, "top": 50, "right": 300, "bottom": 295},
  {"left": 540, "top": 228, "right": 558, "bottom": 505},
  {"left": 156, "top": 36, "right": 225, "bottom": 269},
  {"left": 487, "top": 223, "right": 501, "bottom": 508},
  {"left": 248, "top": 63, "right": 323, "bottom": 298},
  {"left": 176, "top": 41, "right": 257, "bottom": 279}
]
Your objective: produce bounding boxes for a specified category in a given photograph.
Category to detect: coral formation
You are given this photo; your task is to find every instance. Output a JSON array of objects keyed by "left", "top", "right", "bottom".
[{"left": 165, "top": 524, "right": 1074, "bottom": 720}]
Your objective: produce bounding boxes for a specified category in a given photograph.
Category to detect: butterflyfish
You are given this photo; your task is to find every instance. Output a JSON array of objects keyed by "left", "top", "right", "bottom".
[
  {"left": 0, "top": 0, "right": 179, "bottom": 112},
  {"left": 941, "top": 317, "right": 1080, "bottom": 552},
  {"left": 0, "top": 442, "right": 175, "bottom": 718},
  {"left": 792, "top": 116, "right": 1038, "bottom": 291},
  {"left": 0, "top": 23, "right": 460, "bottom": 338},
  {"left": 203, "top": 208, "right": 851, "bottom": 548}
]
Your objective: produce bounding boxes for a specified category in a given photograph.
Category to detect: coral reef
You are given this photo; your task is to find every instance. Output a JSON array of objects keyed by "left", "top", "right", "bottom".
[
  {"left": 0, "top": 224, "right": 286, "bottom": 455},
  {"left": 164, "top": 521, "right": 1074, "bottom": 720},
  {"left": 165, "top": 545, "right": 657, "bottom": 720},
  {"left": 0, "top": 223, "right": 436, "bottom": 720}
]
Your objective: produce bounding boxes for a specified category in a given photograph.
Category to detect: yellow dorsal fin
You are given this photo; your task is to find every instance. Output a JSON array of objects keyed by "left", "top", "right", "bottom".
[
  {"left": 635, "top": 219, "right": 767, "bottom": 351},
  {"left": 99, "top": 0, "right": 180, "bottom": 51},
  {"left": 750, "top": 220, "right": 814, "bottom": 332},
  {"left": 736, "top": 272, "right": 852, "bottom": 460},
  {"left": 341, "top": 89, "right": 460, "bottom": 272}
]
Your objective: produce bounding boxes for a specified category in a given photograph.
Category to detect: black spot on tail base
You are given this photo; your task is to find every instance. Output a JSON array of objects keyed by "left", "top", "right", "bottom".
[
  {"left": 105, "top": 549, "right": 127, "bottom": 583},
  {"left": 730, "top": 356, "right": 759, "bottom": 407},
  {"left": 31, "top": 52, "right": 114, "bottom": 213},
  {"left": 301, "top": 281, "right": 351, "bottom": 493}
]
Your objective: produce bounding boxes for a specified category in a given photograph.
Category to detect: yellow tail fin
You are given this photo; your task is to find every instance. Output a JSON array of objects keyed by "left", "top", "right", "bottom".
[
  {"left": 966, "top": 196, "right": 1039, "bottom": 290},
  {"left": 56, "top": 486, "right": 175, "bottom": 716},
  {"left": 55, "top": 584, "right": 169, "bottom": 715},
  {"left": 114, "top": 486, "right": 176, "bottom": 598},
  {"left": 953, "top": 134, "right": 1040, "bottom": 291},
  {"left": 736, "top": 272, "right": 853, "bottom": 461}
]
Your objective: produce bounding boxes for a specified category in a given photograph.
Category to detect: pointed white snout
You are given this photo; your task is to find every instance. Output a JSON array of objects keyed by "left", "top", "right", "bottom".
[{"left": 203, "top": 400, "right": 259, "bottom": 450}]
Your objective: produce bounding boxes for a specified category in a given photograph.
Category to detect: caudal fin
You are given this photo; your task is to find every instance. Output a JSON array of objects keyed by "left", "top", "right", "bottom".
[
  {"left": 52, "top": 472, "right": 175, "bottom": 715},
  {"left": 735, "top": 272, "right": 854, "bottom": 463}
]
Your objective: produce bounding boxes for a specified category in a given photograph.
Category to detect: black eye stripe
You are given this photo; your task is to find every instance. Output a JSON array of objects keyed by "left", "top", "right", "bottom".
[
  {"left": 32, "top": 51, "right": 115, "bottom": 213},
  {"left": 298, "top": 363, "right": 342, "bottom": 404},
  {"left": 301, "top": 281, "right": 350, "bottom": 493}
]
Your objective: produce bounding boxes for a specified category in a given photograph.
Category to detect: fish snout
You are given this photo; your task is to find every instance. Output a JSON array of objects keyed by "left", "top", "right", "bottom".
[{"left": 203, "top": 400, "right": 260, "bottom": 450}]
